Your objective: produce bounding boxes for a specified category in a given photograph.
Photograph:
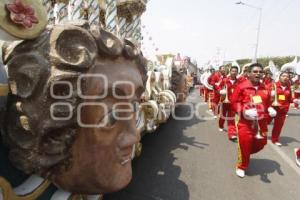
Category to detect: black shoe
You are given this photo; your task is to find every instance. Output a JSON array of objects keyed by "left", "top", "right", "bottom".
[{"left": 229, "top": 136, "right": 237, "bottom": 142}]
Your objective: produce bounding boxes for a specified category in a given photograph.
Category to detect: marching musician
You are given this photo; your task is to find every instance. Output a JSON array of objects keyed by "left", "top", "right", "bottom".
[
  {"left": 231, "top": 63, "right": 277, "bottom": 178},
  {"left": 218, "top": 66, "right": 239, "bottom": 141},
  {"left": 262, "top": 67, "right": 273, "bottom": 86},
  {"left": 208, "top": 66, "right": 227, "bottom": 116},
  {"left": 267, "top": 71, "right": 300, "bottom": 146},
  {"left": 237, "top": 63, "right": 250, "bottom": 83},
  {"left": 204, "top": 68, "right": 215, "bottom": 104}
]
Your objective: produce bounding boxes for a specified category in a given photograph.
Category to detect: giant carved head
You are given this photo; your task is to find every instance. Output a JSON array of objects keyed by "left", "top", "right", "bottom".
[{"left": 2, "top": 21, "right": 147, "bottom": 194}]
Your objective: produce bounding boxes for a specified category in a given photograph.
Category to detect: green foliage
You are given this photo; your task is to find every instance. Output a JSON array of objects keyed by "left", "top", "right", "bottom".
[{"left": 237, "top": 56, "right": 297, "bottom": 69}]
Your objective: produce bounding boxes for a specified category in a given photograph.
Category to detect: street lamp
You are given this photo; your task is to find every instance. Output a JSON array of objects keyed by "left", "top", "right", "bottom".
[{"left": 236, "top": 1, "right": 262, "bottom": 63}]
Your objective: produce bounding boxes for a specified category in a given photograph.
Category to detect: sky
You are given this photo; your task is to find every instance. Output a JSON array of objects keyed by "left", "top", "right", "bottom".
[{"left": 140, "top": 0, "right": 300, "bottom": 66}]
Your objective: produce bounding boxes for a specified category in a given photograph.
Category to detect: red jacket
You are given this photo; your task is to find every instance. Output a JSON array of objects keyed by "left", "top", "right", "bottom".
[
  {"left": 231, "top": 80, "right": 272, "bottom": 132},
  {"left": 294, "top": 80, "right": 300, "bottom": 98},
  {"left": 267, "top": 81, "right": 293, "bottom": 114},
  {"left": 208, "top": 72, "right": 226, "bottom": 90},
  {"left": 237, "top": 75, "right": 248, "bottom": 84},
  {"left": 262, "top": 77, "right": 273, "bottom": 87},
  {"left": 219, "top": 77, "right": 238, "bottom": 102}
]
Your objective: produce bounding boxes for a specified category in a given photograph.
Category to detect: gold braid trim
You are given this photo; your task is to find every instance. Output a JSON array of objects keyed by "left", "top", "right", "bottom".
[
  {"left": 237, "top": 137, "right": 243, "bottom": 166},
  {"left": 0, "top": 176, "right": 50, "bottom": 200}
]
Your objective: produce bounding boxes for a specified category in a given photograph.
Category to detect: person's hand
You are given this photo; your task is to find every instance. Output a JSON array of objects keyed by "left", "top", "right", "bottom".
[
  {"left": 268, "top": 107, "right": 277, "bottom": 117},
  {"left": 219, "top": 89, "right": 227, "bottom": 95},
  {"left": 293, "top": 99, "right": 300, "bottom": 105},
  {"left": 244, "top": 108, "right": 258, "bottom": 120},
  {"left": 271, "top": 90, "right": 276, "bottom": 96},
  {"left": 261, "top": 132, "right": 268, "bottom": 137}
]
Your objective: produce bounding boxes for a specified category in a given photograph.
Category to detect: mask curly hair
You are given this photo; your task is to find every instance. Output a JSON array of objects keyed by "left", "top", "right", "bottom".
[{"left": 2, "top": 21, "right": 147, "bottom": 177}]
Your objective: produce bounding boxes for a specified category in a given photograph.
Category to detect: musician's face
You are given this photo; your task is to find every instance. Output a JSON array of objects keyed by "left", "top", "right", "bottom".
[
  {"left": 280, "top": 73, "right": 289, "bottom": 85},
  {"left": 249, "top": 66, "right": 263, "bottom": 84},
  {"left": 265, "top": 72, "right": 272, "bottom": 78},
  {"left": 219, "top": 67, "right": 226, "bottom": 75},
  {"left": 230, "top": 68, "right": 238, "bottom": 78}
]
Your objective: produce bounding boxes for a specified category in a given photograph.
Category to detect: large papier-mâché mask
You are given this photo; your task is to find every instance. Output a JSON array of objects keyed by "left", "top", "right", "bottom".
[{"left": 2, "top": 21, "right": 146, "bottom": 194}]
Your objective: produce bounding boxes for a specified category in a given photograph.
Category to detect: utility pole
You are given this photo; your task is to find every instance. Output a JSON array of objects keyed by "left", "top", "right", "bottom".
[{"left": 236, "top": 1, "right": 262, "bottom": 63}]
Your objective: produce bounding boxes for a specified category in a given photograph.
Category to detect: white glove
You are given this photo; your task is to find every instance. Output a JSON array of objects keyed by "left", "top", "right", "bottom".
[
  {"left": 220, "top": 89, "right": 227, "bottom": 95},
  {"left": 293, "top": 99, "right": 300, "bottom": 105},
  {"left": 292, "top": 77, "right": 298, "bottom": 82},
  {"left": 271, "top": 90, "right": 276, "bottom": 97},
  {"left": 244, "top": 108, "right": 258, "bottom": 120},
  {"left": 268, "top": 107, "right": 277, "bottom": 117}
]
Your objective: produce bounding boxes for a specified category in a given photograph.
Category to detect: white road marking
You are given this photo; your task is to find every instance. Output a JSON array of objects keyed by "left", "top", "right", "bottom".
[{"left": 268, "top": 141, "right": 300, "bottom": 176}]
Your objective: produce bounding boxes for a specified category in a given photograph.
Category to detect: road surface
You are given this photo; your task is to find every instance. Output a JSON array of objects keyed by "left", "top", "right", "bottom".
[{"left": 106, "top": 88, "right": 300, "bottom": 200}]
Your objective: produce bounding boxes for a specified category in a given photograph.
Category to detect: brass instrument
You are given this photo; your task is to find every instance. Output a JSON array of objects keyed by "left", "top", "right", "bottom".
[
  {"left": 223, "top": 84, "right": 230, "bottom": 104},
  {"left": 272, "top": 83, "right": 281, "bottom": 107},
  {"left": 295, "top": 82, "right": 300, "bottom": 94},
  {"left": 291, "top": 84, "right": 295, "bottom": 99},
  {"left": 250, "top": 94, "right": 264, "bottom": 140}
]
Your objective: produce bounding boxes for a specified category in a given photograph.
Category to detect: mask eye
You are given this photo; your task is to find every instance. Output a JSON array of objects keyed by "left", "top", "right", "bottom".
[
  {"left": 133, "top": 101, "right": 140, "bottom": 113},
  {"left": 100, "top": 111, "right": 117, "bottom": 128}
]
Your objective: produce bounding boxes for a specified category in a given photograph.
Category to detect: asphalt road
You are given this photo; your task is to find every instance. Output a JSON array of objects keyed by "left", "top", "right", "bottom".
[{"left": 106, "top": 88, "right": 300, "bottom": 200}]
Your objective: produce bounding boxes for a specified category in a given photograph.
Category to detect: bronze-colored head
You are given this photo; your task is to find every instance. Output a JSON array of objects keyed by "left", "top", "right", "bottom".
[{"left": 2, "top": 21, "right": 147, "bottom": 194}]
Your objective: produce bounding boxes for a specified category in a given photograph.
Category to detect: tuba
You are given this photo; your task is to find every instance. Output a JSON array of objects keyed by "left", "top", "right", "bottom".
[{"left": 201, "top": 71, "right": 213, "bottom": 90}]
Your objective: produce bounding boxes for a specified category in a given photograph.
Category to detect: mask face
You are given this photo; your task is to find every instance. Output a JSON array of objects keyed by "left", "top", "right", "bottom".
[
  {"left": 2, "top": 24, "right": 146, "bottom": 194},
  {"left": 52, "top": 60, "right": 144, "bottom": 194}
]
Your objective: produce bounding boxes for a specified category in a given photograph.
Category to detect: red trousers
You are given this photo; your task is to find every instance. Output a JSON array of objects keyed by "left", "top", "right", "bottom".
[
  {"left": 237, "top": 122, "right": 267, "bottom": 170},
  {"left": 271, "top": 113, "right": 287, "bottom": 143},
  {"left": 204, "top": 88, "right": 209, "bottom": 102},
  {"left": 211, "top": 92, "right": 220, "bottom": 115},
  {"left": 294, "top": 93, "right": 300, "bottom": 108},
  {"left": 219, "top": 103, "right": 237, "bottom": 138}
]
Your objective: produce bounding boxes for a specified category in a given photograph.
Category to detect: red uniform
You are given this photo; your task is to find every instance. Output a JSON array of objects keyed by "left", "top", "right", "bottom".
[
  {"left": 262, "top": 77, "right": 273, "bottom": 87},
  {"left": 218, "top": 77, "right": 238, "bottom": 139},
  {"left": 237, "top": 74, "right": 248, "bottom": 84},
  {"left": 208, "top": 72, "right": 226, "bottom": 114},
  {"left": 267, "top": 81, "right": 293, "bottom": 143},
  {"left": 231, "top": 80, "right": 271, "bottom": 170},
  {"left": 294, "top": 80, "right": 300, "bottom": 109}
]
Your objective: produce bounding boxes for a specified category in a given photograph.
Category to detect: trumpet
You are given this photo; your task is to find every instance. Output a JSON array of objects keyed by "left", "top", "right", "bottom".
[
  {"left": 223, "top": 84, "right": 230, "bottom": 104},
  {"left": 294, "top": 82, "right": 300, "bottom": 94},
  {"left": 291, "top": 84, "right": 295, "bottom": 99},
  {"left": 272, "top": 83, "right": 281, "bottom": 107},
  {"left": 250, "top": 94, "right": 264, "bottom": 140}
]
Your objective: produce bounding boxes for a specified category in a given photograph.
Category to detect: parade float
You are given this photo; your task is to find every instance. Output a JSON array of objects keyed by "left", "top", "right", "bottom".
[
  {"left": 0, "top": 0, "right": 193, "bottom": 199},
  {"left": 0, "top": 0, "right": 148, "bottom": 199}
]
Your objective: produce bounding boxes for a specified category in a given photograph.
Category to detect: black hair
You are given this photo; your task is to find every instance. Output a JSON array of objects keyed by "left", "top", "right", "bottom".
[
  {"left": 279, "top": 71, "right": 289, "bottom": 77},
  {"left": 230, "top": 66, "right": 239, "bottom": 72},
  {"left": 249, "top": 63, "right": 263, "bottom": 71}
]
